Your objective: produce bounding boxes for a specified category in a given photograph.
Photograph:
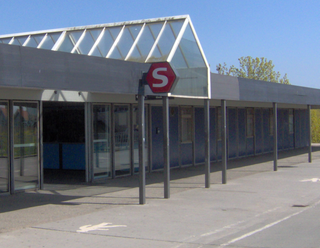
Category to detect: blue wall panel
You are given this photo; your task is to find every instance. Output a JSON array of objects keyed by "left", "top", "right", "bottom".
[
  {"left": 255, "top": 109, "right": 263, "bottom": 154},
  {"left": 151, "top": 106, "right": 180, "bottom": 170},
  {"left": 169, "top": 107, "right": 179, "bottom": 168},
  {"left": 278, "top": 109, "right": 284, "bottom": 150},
  {"left": 283, "top": 110, "right": 290, "bottom": 149},
  {"left": 62, "top": 143, "right": 85, "bottom": 170},
  {"left": 262, "top": 109, "right": 271, "bottom": 152},
  {"left": 210, "top": 108, "right": 216, "bottom": 161},
  {"left": 195, "top": 108, "right": 205, "bottom": 164},
  {"left": 295, "top": 110, "right": 301, "bottom": 148},
  {"left": 43, "top": 143, "right": 59, "bottom": 169},
  {"left": 246, "top": 138, "right": 254, "bottom": 155},
  {"left": 181, "top": 143, "right": 193, "bottom": 165},
  {"left": 238, "top": 109, "right": 246, "bottom": 157},
  {"left": 228, "top": 108, "right": 237, "bottom": 158},
  {"left": 151, "top": 106, "right": 164, "bottom": 170}
]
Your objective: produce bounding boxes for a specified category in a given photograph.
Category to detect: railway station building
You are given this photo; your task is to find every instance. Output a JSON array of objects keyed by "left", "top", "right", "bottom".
[{"left": 0, "top": 15, "right": 319, "bottom": 195}]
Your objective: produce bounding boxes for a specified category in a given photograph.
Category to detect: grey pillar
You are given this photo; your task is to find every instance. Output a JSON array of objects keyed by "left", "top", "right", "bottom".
[
  {"left": 138, "top": 84, "right": 146, "bottom": 205},
  {"left": 85, "top": 102, "right": 92, "bottom": 183},
  {"left": 221, "top": 100, "right": 227, "bottom": 184},
  {"left": 9, "top": 101, "right": 14, "bottom": 194},
  {"left": 163, "top": 96, "right": 170, "bottom": 198},
  {"left": 111, "top": 104, "right": 116, "bottom": 179},
  {"left": 204, "top": 99, "right": 210, "bottom": 188},
  {"left": 39, "top": 101, "right": 44, "bottom": 189},
  {"left": 308, "top": 105, "right": 312, "bottom": 163},
  {"left": 273, "top": 103, "right": 278, "bottom": 171}
]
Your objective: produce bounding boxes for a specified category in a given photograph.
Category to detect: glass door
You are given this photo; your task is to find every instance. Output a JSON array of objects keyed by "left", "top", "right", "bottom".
[
  {"left": 132, "top": 105, "right": 149, "bottom": 173},
  {"left": 114, "top": 105, "right": 130, "bottom": 176},
  {"left": 13, "top": 102, "right": 39, "bottom": 191},
  {"left": 0, "top": 102, "right": 9, "bottom": 193},
  {"left": 93, "top": 104, "right": 112, "bottom": 178}
]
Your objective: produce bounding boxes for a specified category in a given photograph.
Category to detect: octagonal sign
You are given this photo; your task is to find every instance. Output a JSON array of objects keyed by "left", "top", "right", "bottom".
[{"left": 146, "top": 62, "right": 178, "bottom": 94}]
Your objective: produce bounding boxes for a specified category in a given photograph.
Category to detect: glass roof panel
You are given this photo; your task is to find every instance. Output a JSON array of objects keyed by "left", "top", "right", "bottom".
[
  {"left": 177, "top": 23, "right": 205, "bottom": 68},
  {"left": 171, "top": 47, "right": 188, "bottom": 68},
  {"left": 69, "top": 31, "right": 83, "bottom": 45},
  {"left": 109, "top": 27, "right": 133, "bottom": 59},
  {"left": 1, "top": 38, "right": 12, "bottom": 44},
  {"left": 89, "top": 29, "right": 102, "bottom": 40},
  {"left": 18, "top": 36, "right": 28, "bottom": 45},
  {"left": 169, "top": 22, "right": 208, "bottom": 97},
  {"left": 170, "top": 20, "right": 184, "bottom": 36},
  {"left": 109, "top": 48, "right": 122, "bottom": 59},
  {"left": 91, "top": 30, "right": 110, "bottom": 57},
  {"left": 40, "top": 35, "right": 55, "bottom": 50},
  {"left": 57, "top": 34, "right": 74, "bottom": 53},
  {"left": 127, "top": 24, "right": 160, "bottom": 62},
  {"left": 109, "top": 27, "right": 121, "bottom": 40},
  {"left": 11, "top": 36, "right": 28, "bottom": 46},
  {"left": 51, "top": 33, "right": 62, "bottom": 43},
  {"left": 149, "top": 23, "right": 163, "bottom": 38},
  {"left": 11, "top": 38, "right": 21, "bottom": 46},
  {"left": 0, "top": 16, "right": 209, "bottom": 97},
  {"left": 93, "top": 27, "right": 120, "bottom": 57},
  {"left": 77, "top": 31, "right": 95, "bottom": 55},
  {"left": 24, "top": 37, "right": 38, "bottom": 48},
  {"left": 147, "top": 22, "right": 178, "bottom": 62},
  {"left": 33, "top": 34, "right": 45, "bottom": 44}
]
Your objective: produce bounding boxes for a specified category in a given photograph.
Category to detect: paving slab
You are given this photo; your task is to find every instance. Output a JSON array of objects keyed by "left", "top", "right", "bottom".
[{"left": 1, "top": 148, "right": 320, "bottom": 247}]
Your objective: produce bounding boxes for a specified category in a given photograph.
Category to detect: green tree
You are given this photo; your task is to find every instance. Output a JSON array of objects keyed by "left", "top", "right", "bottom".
[
  {"left": 216, "top": 56, "right": 290, "bottom": 84},
  {"left": 311, "top": 109, "right": 320, "bottom": 143}
]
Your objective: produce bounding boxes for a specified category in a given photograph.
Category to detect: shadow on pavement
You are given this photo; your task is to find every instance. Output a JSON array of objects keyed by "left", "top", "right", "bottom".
[{"left": 0, "top": 146, "right": 319, "bottom": 214}]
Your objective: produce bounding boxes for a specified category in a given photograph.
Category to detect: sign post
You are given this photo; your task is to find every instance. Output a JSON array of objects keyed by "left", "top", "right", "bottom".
[
  {"left": 145, "top": 62, "right": 178, "bottom": 199},
  {"left": 138, "top": 73, "right": 147, "bottom": 205}
]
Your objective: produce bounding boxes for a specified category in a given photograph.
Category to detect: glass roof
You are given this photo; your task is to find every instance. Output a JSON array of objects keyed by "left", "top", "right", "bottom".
[{"left": 0, "top": 15, "right": 210, "bottom": 97}]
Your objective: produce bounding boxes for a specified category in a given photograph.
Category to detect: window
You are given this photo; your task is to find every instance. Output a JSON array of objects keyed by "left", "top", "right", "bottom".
[
  {"left": 289, "top": 109, "right": 294, "bottom": 134},
  {"left": 269, "top": 109, "right": 274, "bottom": 136},
  {"left": 180, "top": 107, "right": 193, "bottom": 143},
  {"left": 246, "top": 108, "right": 254, "bottom": 137}
]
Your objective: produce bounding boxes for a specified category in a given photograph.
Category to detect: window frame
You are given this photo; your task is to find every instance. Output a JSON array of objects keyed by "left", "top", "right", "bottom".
[{"left": 180, "top": 106, "right": 193, "bottom": 143}]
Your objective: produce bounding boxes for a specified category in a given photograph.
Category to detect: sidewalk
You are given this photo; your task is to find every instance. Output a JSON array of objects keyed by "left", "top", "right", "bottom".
[{"left": 1, "top": 147, "right": 320, "bottom": 247}]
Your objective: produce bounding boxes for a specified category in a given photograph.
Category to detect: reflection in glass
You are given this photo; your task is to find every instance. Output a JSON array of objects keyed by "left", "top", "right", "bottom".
[
  {"left": 13, "top": 102, "right": 38, "bottom": 191},
  {"left": 114, "top": 105, "right": 130, "bottom": 176},
  {"left": 93, "top": 105, "right": 111, "bottom": 178},
  {"left": 11, "top": 36, "right": 28, "bottom": 46},
  {"left": 109, "top": 25, "right": 142, "bottom": 59},
  {"left": 0, "top": 102, "right": 8, "bottom": 193},
  {"left": 127, "top": 23, "right": 163, "bottom": 62},
  {"left": 171, "top": 23, "right": 208, "bottom": 97},
  {"left": 148, "top": 21, "right": 183, "bottom": 62},
  {"left": 132, "top": 106, "right": 148, "bottom": 172}
]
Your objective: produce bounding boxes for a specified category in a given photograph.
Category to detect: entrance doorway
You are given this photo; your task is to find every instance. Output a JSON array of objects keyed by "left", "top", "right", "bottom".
[{"left": 43, "top": 102, "right": 85, "bottom": 184}]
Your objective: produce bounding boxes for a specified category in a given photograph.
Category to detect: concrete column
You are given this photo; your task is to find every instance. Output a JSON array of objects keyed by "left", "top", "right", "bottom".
[
  {"left": 308, "top": 105, "right": 312, "bottom": 163},
  {"left": 39, "top": 101, "right": 44, "bottom": 189},
  {"left": 204, "top": 99, "right": 210, "bottom": 188},
  {"left": 138, "top": 86, "right": 146, "bottom": 204},
  {"left": 273, "top": 103, "right": 278, "bottom": 171},
  {"left": 221, "top": 100, "right": 227, "bottom": 184},
  {"left": 9, "top": 101, "right": 14, "bottom": 194},
  {"left": 163, "top": 96, "right": 170, "bottom": 199}
]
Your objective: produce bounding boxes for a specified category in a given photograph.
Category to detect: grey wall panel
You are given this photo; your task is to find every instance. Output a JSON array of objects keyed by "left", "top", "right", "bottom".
[
  {"left": 211, "top": 73, "right": 320, "bottom": 106},
  {"left": 0, "top": 43, "right": 150, "bottom": 94},
  {"left": 0, "top": 44, "right": 21, "bottom": 86}
]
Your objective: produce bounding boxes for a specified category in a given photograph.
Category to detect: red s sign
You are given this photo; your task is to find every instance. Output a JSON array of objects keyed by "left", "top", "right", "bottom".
[{"left": 146, "top": 62, "right": 178, "bottom": 93}]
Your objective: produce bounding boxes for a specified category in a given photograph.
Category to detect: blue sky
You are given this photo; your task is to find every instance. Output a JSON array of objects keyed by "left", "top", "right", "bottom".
[{"left": 1, "top": 0, "right": 319, "bottom": 88}]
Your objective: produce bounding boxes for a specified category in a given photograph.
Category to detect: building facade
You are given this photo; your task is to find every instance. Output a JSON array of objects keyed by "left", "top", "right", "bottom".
[{"left": 0, "top": 15, "right": 318, "bottom": 194}]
